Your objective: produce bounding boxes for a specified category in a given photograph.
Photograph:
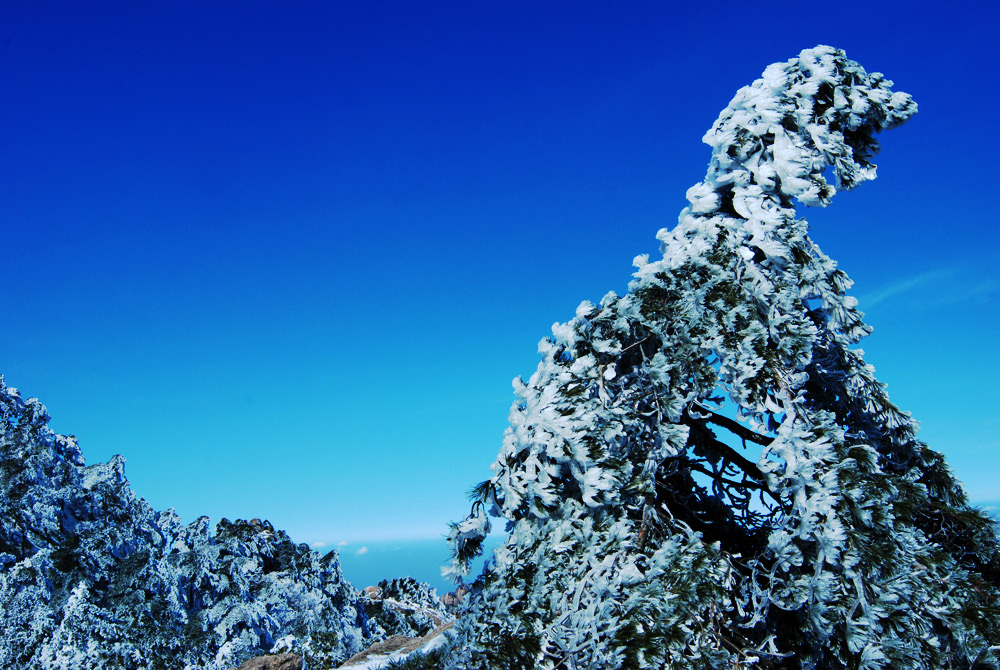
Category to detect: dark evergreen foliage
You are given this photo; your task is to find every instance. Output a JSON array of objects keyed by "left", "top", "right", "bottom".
[
  {"left": 0, "top": 377, "right": 377, "bottom": 669},
  {"left": 443, "top": 46, "right": 1000, "bottom": 669}
]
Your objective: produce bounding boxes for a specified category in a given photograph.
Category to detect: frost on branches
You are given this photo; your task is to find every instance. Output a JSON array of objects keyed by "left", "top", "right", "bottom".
[
  {"left": 0, "top": 377, "right": 379, "bottom": 669},
  {"left": 444, "top": 46, "right": 1000, "bottom": 669}
]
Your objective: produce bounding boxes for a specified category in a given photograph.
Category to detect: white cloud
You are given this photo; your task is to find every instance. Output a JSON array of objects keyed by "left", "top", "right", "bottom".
[
  {"left": 858, "top": 269, "right": 954, "bottom": 309},
  {"left": 859, "top": 266, "right": 998, "bottom": 312},
  {"left": 338, "top": 540, "right": 350, "bottom": 547},
  {"left": 356, "top": 546, "right": 369, "bottom": 556},
  {"left": 310, "top": 541, "right": 327, "bottom": 549}
]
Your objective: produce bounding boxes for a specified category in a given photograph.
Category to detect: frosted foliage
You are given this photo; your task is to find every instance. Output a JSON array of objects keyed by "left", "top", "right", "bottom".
[
  {"left": 363, "top": 577, "right": 453, "bottom": 642},
  {"left": 445, "top": 47, "right": 1000, "bottom": 669},
  {"left": 0, "top": 377, "right": 381, "bottom": 669}
]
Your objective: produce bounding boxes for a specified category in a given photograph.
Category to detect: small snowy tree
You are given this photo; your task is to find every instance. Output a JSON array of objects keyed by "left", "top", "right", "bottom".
[
  {"left": 0, "top": 377, "right": 380, "bottom": 669},
  {"left": 444, "top": 46, "right": 1000, "bottom": 669}
]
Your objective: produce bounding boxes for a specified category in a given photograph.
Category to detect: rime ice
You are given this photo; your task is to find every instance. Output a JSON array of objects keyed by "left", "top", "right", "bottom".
[{"left": 443, "top": 46, "right": 999, "bottom": 670}]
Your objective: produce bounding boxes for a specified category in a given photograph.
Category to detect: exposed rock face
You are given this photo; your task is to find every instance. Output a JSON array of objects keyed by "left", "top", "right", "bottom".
[
  {"left": 227, "top": 653, "right": 302, "bottom": 670},
  {"left": 440, "top": 584, "right": 470, "bottom": 609},
  {"left": 339, "top": 622, "right": 455, "bottom": 668},
  {"left": 0, "top": 378, "right": 378, "bottom": 669},
  {"left": 346, "top": 577, "right": 455, "bottom": 666}
]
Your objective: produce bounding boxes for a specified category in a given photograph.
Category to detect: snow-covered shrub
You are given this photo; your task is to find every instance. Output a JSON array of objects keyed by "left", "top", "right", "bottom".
[
  {"left": 445, "top": 46, "right": 1000, "bottom": 669},
  {"left": 364, "top": 577, "right": 451, "bottom": 640},
  {"left": 0, "top": 377, "right": 377, "bottom": 669},
  {"left": 378, "top": 576, "right": 442, "bottom": 613}
]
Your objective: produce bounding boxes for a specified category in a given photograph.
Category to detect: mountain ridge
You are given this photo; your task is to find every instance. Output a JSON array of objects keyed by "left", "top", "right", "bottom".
[{"left": 0, "top": 377, "right": 450, "bottom": 669}]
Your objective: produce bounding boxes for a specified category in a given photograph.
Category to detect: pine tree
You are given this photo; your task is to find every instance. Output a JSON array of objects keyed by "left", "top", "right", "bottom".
[
  {"left": 444, "top": 46, "right": 1000, "bottom": 669},
  {"left": 0, "top": 377, "right": 380, "bottom": 669}
]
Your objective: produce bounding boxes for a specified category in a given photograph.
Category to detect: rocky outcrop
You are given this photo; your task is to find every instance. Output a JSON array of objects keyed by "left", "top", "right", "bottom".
[
  {"left": 440, "top": 584, "right": 470, "bottom": 609},
  {"left": 339, "top": 621, "right": 454, "bottom": 668},
  {"left": 227, "top": 653, "right": 302, "bottom": 670},
  {"left": 0, "top": 377, "right": 378, "bottom": 669},
  {"left": 344, "top": 577, "right": 455, "bottom": 667}
]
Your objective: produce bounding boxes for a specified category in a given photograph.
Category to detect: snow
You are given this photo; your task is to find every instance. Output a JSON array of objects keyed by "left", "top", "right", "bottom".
[
  {"left": 343, "top": 628, "right": 455, "bottom": 670},
  {"left": 0, "top": 376, "right": 385, "bottom": 668},
  {"left": 440, "top": 46, "right": 1000, "bottom": 670},
  {"left": 2, "top": 43, "right": 997, "bottom": 670}
]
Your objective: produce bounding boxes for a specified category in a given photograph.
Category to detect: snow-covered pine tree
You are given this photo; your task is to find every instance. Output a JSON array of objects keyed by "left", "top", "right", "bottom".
[
  {"left": 443, "top": 46, "right": 1000, "bottom": 670},
  {"left": 0, "top": 377, "right": 379, "bottom": 669}
]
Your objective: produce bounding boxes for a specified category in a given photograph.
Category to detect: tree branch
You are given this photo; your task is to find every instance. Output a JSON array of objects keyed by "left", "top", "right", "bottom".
[
  {"left": 701, "top": 437, "right": 766, "bottom": 482},
  {"left": 695, "top": 405, "right": 773, "bottom": 447},
  {"left": 688, "top": 460, "right": 765, "bottom": 491}
]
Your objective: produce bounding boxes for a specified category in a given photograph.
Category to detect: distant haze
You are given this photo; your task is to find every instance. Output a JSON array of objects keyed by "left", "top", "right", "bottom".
[{"left": 334, "top": 536, "right": 504, "bottom": 596}]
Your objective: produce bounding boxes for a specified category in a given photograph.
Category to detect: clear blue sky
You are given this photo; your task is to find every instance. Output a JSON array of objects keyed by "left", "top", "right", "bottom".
[{"left": 2, "top": 0, "right": 998, "bottom": 576}]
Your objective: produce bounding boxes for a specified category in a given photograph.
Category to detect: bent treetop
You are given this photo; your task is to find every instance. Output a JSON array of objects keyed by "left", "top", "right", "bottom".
[{"left": 445, "top": 46, "right": 999, "bottom": 670}]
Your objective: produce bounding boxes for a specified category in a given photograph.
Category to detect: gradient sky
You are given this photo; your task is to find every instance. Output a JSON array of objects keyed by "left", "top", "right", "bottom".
[{"left": 2, "top": 0, "right": 998, "bottom": 576}]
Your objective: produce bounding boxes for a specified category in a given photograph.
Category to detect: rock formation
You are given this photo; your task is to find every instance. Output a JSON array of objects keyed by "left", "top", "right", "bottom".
[
  {"left": 227, "top": 653, "right": 302, "bottom": 670},
  {"left": 440, "top": 584, "right": 470, "bottom": 609}
]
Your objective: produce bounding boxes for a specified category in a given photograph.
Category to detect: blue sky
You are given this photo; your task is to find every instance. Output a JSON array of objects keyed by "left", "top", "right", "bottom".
[{"left": 2, "top": 1, "right": 998, "bottom": 590}]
